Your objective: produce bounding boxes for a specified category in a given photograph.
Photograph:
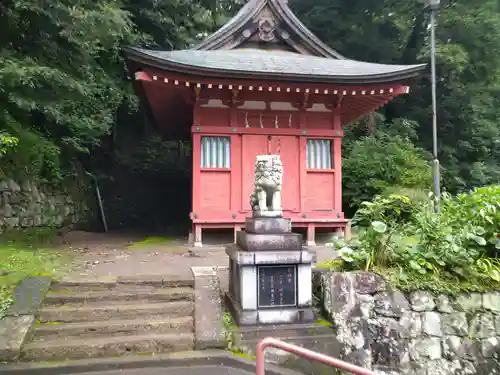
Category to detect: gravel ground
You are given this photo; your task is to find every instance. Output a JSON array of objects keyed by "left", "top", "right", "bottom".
[{"left": 57, "top": 230, "right": 336, "bottom": 279}]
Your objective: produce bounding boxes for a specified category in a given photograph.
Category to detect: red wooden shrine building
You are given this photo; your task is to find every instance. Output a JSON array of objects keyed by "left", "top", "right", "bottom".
[{"left": 124, "top": 0, "right": 425, "bottom": 247}]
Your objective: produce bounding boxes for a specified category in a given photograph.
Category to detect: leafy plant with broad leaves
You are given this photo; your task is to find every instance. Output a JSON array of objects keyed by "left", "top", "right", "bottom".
[
  {"left": 352, "top": 193, "right": 417, "bottom": 228},
  {"left": 442, "top": 186, "right": 500, "bottom": 255},
  {"left": 330, "top": 220, "right": 399, "bottom": 272},
  {"left": 327, "top": 185, "right": 500, "bottom": 292},
  {"left": 393, "top": 206, "right": 486, "bottom": 279},
  {"left": 475, "top": 257, "right": 500, "bottom": 282}
]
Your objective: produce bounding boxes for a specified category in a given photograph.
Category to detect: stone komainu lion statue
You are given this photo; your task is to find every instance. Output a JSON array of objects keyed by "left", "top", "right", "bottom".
[{"left": 249, "top": 155, "right": 283, "bottom": 212}]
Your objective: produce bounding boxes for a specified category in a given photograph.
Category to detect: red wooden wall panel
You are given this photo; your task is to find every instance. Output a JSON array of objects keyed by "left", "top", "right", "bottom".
[
  {"left": 193, "top": 132, "right": 340, "bottom": 221},
  {"left": 199, "top": 171, "right": 231, "bottom": 213},
  {"left": 198, "top": 107, "right": 229, "bottom": 127},
  {"left": 304, "top": 172, "right": 335, "bottom": 210},
  {"left": 304, "top": 112, "right": 332, "bottom": 129}
]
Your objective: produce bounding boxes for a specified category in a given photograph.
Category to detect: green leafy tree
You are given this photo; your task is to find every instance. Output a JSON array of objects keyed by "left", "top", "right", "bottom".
[
  {"left": 1, "top": 0, "right": 500, "bottom": 216},
  {"left": 291, "top": 0, "right": 500, "bottom": 198},
  {"left": 0, "top": 0, "right": 146, "bottom": 181},
  {"left": 342, "top": 131, "right": 432, "bottom": 210}
]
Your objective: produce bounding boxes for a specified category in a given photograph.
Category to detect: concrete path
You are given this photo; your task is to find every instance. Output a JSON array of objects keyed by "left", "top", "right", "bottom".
[
  {"left": 0, "top": 350, "right": 305, "bottom": 375},
  {"left": 59, "top": 230, "right": 337, "bottom": 279},
  {"left": 77, "top": 366, "right": 253, "bottom": 375}
]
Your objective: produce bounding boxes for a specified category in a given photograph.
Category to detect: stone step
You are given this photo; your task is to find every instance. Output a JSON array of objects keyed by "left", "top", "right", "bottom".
[
  {"left": 37, "top": 301, "right": 193, "bottom": 323},
  {"left": 43, "top": 287, "right": 194, "bottom": 306},
  {"left": 51, "top": 276, "right": 193, "bottom": 292},
  {"left": 21, "top": 332, "right": 195, "bottom": 361},
  {"left": 32, "top": 316, "right": 193, "bottom": 340},
  {"left": 232, "top": 323, "right": 334, "bottom": 342}
]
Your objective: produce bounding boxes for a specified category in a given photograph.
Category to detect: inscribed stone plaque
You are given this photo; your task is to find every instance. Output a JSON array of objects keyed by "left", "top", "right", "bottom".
[{"left": 257, "top": 265, "right": 297, "bottom": 308}]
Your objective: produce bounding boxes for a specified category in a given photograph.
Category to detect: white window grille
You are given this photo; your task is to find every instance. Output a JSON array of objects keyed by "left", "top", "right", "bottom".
[
  {"left": 200, "top": 136, "right": 231, "bottom": 168},
  {"left": 306, "top": 139, "right": 332, "bottom": 169}
]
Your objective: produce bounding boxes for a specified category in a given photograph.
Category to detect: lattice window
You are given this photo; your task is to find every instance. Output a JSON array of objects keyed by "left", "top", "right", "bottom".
[
  {"left": 306, "top": 139, "right": 332, "bottom": 169},
  {"left": 200, "top": 136, "right": 231, "bottom": 168}
]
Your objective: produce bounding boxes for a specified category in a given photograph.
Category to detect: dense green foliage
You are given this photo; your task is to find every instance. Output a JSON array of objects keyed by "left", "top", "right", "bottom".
[
  {"left": 293, "top": 0, "right": 500, "bottom": 195},
  {"left": 0, "top": 0, "right": 224, "bottom": 182},
  {"left": 342, "top": 125, "right": 432, "bottom": 209},
  {"left": 0, "top": 0, "right": 499, "bottom": 211},
  {"left": 326, "top": 185, "right": 500, "bottom": 294}
]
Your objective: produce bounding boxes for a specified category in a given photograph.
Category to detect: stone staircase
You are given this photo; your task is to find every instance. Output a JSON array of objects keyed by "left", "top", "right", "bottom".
[{"left": 21, "top": 276, "right": 195, "bottom": 361}]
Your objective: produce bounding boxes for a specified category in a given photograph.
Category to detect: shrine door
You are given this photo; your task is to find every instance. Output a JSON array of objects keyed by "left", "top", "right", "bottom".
[{"left": 241, "top": 135, "right": 300, "bottom": 213}]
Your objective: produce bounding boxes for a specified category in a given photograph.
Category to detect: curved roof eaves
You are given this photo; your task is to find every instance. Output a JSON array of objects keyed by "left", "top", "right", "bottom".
[{"left": 126, "top": 48, "right": 426, "bottom": 83}]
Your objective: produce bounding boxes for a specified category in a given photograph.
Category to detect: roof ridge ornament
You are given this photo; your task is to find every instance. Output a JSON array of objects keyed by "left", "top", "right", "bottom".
[
  {"left": 192, "top": 0, "right": 345, "bottom": 59},
  {"left": 258, "top": 17, "right": 277, "bottom": 42}
]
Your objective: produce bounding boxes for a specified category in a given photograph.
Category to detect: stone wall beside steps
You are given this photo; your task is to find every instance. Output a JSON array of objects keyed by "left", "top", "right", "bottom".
[
  {"left": 317, "top": 271, "right": 500, "bottom": 375},
  {"left": 0, "top": 179, "right": 89, "bottom": 233}
]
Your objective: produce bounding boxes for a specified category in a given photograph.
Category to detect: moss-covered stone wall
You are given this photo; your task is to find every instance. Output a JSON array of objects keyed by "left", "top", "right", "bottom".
[
  {"left": 0, "top": 179, "right": 90, "bottom": 232},
  {"left": 318, "top": 271, "right": 500, "bottom": 374}
]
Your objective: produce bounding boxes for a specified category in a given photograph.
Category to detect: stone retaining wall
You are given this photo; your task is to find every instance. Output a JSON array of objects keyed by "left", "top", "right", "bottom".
[
  {"left": 0, "top": 179, "right": 89, "bottom": 232},
  {"left": 318, "top": 271, "right": 500, "bottom": 375}
]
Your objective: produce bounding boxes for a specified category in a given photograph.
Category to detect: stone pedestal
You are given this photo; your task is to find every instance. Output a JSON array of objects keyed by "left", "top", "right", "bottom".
[{"left": 226, "top": 217, "right": 315, "bottom": 326}]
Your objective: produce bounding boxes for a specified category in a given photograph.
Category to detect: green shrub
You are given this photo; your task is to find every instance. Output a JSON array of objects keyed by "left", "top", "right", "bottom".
[
  {"left": 0, "top": 131, "right": 18, "bottom": 156},
  {"left": 381, "top": 186, "right": 430, "bottom": 208},
  {"left": 0, "top": 111, "right": 63, "bottom": 182},
  {"left": 443, "top": 185, "right": 500, "bottom": 255},
  {"left": 342, "top": 133, "right": 432, "bottom": 210},
  {"left": 328, "top": 185, "right": 500, "bottom": 294},
  {"left": 393, "top": 207, "right": 486, "bottom": 280},
  {"left": 352, "top": 193, "right": 418, "bottom": 228}
]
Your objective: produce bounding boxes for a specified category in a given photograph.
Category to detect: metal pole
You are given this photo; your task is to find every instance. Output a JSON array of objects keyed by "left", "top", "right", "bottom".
[
  {"left": 430, "top": 7, "right": 441, "bottom": 211},
  {"left": 85, "top": 171, "right": 108, "bottom": 232}
]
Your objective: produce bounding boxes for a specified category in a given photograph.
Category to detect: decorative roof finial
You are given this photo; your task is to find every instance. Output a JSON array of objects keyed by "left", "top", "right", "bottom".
[{"left": 258, "top": 18, "right": 276, "bottom": 42}]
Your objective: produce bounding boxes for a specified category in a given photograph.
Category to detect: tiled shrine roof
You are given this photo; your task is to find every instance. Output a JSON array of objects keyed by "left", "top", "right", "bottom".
[{"left": 125, "top": 48, "right": 425, "bottom": 84}]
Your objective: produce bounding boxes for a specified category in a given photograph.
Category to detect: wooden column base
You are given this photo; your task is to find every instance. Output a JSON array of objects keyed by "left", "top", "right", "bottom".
[
  {"left": 306, "top": 223, "right": 316, "bottom": 247},
  {"left": 193, "top": 224, "right": 203, "bottom": 247},
  {"left": 234, "top": 226, "right": 242, "bottom": 244}
]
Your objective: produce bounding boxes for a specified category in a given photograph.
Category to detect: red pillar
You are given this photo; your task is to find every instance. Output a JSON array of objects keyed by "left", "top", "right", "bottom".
[{"left": 333, "top": 109, "right": 343, "bottom": 217}]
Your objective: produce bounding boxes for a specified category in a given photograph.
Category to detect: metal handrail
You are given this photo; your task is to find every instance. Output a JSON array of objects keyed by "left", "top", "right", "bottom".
[{"left": 256, "top": 337, "right": 376, "bottom": 375}]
